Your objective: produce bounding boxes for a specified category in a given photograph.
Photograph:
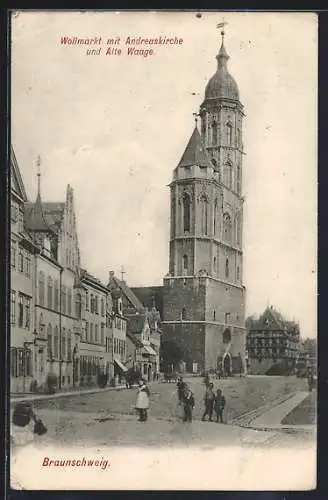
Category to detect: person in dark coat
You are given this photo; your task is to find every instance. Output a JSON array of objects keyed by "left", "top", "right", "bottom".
[
  {"left": 177, "top": 376, "right": 187, "bottom": 404},
  {"left": 201, "top": 383, "right": 215, "bottom": 421},
  {"left": 214, "top": 389, "right": 226, "bottom": 423},
  {"left": 182, "top": 388, "right": 195, "bottom": 422}
]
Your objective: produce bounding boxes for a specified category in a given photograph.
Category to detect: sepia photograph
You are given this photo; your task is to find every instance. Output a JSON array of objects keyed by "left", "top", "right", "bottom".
[{"left": 10, "top": 10, "right": 317, "bottom": 490}]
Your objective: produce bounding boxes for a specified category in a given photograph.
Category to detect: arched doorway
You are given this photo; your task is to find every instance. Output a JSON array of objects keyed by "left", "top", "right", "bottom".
[{"left": 222, "top": 352, "right": 232, "bottom": 377}]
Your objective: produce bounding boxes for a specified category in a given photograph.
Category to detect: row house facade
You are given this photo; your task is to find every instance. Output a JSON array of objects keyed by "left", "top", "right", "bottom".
[
  {"left": 10, "top": 148, "right": 115, "bottom": 393},
  {"left": 246, "top": 306, "right": 300, "bottom": 375}
]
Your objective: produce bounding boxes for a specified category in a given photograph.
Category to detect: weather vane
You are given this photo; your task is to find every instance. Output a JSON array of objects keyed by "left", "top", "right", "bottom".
[
  {"left": 193, "top": 111, "right": 199, "bottom": 126},
  {"left": 217, "top": 18, "right": 228, "bottom": 41}
]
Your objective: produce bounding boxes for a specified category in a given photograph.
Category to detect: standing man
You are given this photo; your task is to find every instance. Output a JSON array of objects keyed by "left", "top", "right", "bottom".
[
  {"left": 201, "top": 382, "right": 215, "bottom": 422},
  {"left": 214, "top": 389, "right": 226, "bottom": 423},
  {"left": 182, "top": 387, "right": 195, "bottom": 423},
  {"left": 177, "top": 376, "right": 187, "bottom": 404}
]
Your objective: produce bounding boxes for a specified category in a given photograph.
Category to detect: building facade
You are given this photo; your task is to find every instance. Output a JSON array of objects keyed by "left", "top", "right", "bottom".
[
  {"left": 246, "top": 306, "right": 300, "bottom": 375},
  {"left": 10, "top": 148, "right": 39, "bottom": 393},
  {"left": 162, "top": 32, "right": 246, "bottom": 373}
]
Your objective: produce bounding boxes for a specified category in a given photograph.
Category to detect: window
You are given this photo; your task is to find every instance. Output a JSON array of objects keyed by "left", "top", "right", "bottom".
[
  {"left": 237, "top": 165, "right": 241, "bottom": 193},
  {"left": 236, "top": 266, "right": 240, "bottom": 281},
  {"left": 101, "top": 298, "right": 105, "bottom": 316},
  {"left": 101, "top": 324, "right": 105, "bottom": 345},
  {"left": 212, "top": 121, "right": 217, "bottom": 145},
  {"left": 11, "top": 291, "right": 16, "bottom": 324},
  {"left": 47, "top": 277, "right": 53, "bottom": 309},
  {"left": 47, "top": 324, "right": 52, "bottom": 358},
  {"left": 223, "top": 213, "right": 232, "bottom": 243},
  {"left": 39, "top": 271, "right": 45, "bottom": 306},
  {"left": 95, "top": 324, "right": 99, "bottom": 343},
  {"left": 18, "top": 349, "right": 24, "bottom": 376},
  {"left": 90, "top": 294, "right": 94, "bottom": 313},
  {"left": 85, "top": 291, "right": 89, "bottom": 311},
  {"left": 226, "top": 123, "right": 233, "bottom": 145},
  {"left": 19, "top": 250, "right": 24, "bottom": 273},
  {"left": 18, "top": 211, "right": 24, "bottom": 232},
  {"left": 67, "top": 288, "right": 72, "bottom": 316},
  {"left": 54, "top": 326, "right": 59, "bottom": 359},
  {"left": 24, "top": 256, "right": 31, "bottom": 277},
  {"left": 76, "top": 293, "right": 82, "bottom": 319},
  {"left": 181, "top": 307, "right": 187, "bottom": 320},
  {"left": 200, "top": 195, "right": 208, "bottom": 235},
  {"left": 183, "top": 192, "right": 191, "bottom": 232},
  {"left": 18, "top": 294, "right": 24, "bottom": 327},
  {"left": 90, "top": 323, "right": 94, "bottom": 343},
  {"left": 224, "top": 163, "right": 233, "bottom": 189},
  {"left": 61, "top": 328, "right": 66, "bottom": 360},
  {"left": 54, "top": 280, "right": 59, "bottom": 311},
  {"left": 61, "top": 285, "right": 66, "bottom": 314},
  {"left": 183, "top": 254, "right": 188, "bottom": 273},
  {"left": 225, "top": 258, "right": 229, "bottom": 279},
  {"left": 24, "top": 297, "right": 30, "bottom": 329},
  {"left": 236, "top": 215, "right": 241, "bottom": 245},
  {"left": 95, "top": 296, "right": 99, "bottom": 314},
  {"left": 237, "top": 128, "right": 241, "bottom": 147},
  {"left": 213, "top": 199, "right": 218, "bottom": 235},
  {"left": 11, "top": 242, "right": 16, "bottom": 268},
  {"left": 67, "top": 331, "right": 72, "bottom": 361},
  {"left": 213, "top": 257, "right": 217, "bottom": 274}
]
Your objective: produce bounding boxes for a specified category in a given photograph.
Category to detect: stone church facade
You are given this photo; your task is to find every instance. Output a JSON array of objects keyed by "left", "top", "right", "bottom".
[{"left": 162, "top": 33, "right": 246, "bottom": 374}]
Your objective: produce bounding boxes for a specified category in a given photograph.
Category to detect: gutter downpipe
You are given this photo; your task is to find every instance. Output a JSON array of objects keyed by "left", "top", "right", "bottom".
[{"left": 59, "top": 267, "right": 63, "bottom": 389}]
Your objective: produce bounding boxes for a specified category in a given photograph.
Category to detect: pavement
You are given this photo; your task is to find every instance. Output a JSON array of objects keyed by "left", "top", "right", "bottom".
[{"left": 11, "top": 384, "right": 127, "bottom": 403}]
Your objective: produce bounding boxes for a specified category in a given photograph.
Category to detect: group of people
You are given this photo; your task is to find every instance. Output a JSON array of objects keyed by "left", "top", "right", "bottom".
[{"left": 177, "top": 376, "right": 226, "bottom": 423}]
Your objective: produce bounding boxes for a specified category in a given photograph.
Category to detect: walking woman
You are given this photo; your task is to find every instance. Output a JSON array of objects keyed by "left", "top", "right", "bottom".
[{"left": 135, "top": 378, "right": 150, "bottom": 422}]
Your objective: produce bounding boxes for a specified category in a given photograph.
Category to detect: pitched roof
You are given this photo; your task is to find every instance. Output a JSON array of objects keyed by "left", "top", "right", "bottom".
[
  {"left": 11, "top": 147, "right": 28, "bottom": 202},
  {"left": 131, "top": 286, "right": 164, "bottom": 318},
  {"left": 24, "top": 195, "right": 56, "bottom": 233},
  {"left": 108, "top": 275, "right": 145, "bottom": 312},
  {"left": 177, "top": 127, "right": 212, "bottom": 168},
  {"left": 126, "top": 331, "right": 144, "bottom": 348}
]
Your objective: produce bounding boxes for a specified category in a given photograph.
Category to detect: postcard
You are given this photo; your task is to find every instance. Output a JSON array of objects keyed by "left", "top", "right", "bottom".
[{"left": 10, "top": 10, "right": 317, "bottom": 490}]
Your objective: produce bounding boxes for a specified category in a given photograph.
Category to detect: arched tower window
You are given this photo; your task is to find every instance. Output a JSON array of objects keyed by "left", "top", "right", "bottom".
[
  {"left": 181, "top": 307, "right": 187, "bottom": 320},
  {"left": 39, "top": 271, "right": 45, "bottom": 306},
  {"left": 225, "top": 258, "right": 229, "bottom": 279},
  {"left": 200, "top": 195, "right": 208, "bottom": 235},
  {"left": 224, "top": 163, "right": 233, "bottom": 189},
  {"left": 212, "top": 121, "right": 217, "bottom": 145},
  {"left": 213, "top": 256, "right": 217, "bottom": 275},
  {"left": 183, "top": 192, "right": 190, "bottom": 233},
  {"left": 47, "top": 276, "right": 53, "bottom": 309},
  {"left": 171, "top": 193, "right": 176, "bottom": 237},
  {"left": 226, "top": 123, "right": 233, "bottom": 146},
  {"left": 213, "top": 199, "right": 218, "bottom": 235},
  {"left": 237, "top": 164, "right": 241, "bottom": 193},
  {"left": 223, "top": 213, "right": 232, "bottom": 243},
  {"left": 236, "top": 214, "right": 241, "bottom": 245},
  {"left": 75, "top": 292, "right": 82, "bottom": 319},
  {"left": 54, "top": 326, "right": 59, "bottom": 359},
  {"left": 183, "top": 254, "right": 188, "bottom": 274}
]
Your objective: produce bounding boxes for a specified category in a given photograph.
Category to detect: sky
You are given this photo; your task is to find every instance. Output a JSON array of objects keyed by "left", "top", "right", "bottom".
[{"left": 11, "top": 11, "right": 317, "bottom": 338}]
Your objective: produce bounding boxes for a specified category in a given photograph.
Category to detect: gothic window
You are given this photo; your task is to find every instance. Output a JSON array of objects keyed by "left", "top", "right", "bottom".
[
  {"left": 237, "top": 266, "right": 240, "bottom": 281},
  {"left": 54, "top": 280, "right": 59, "bottom": 311},
  {"left": 67, "top": 288, "right": 72, "bottom": 316},
  {"left": 225, "top": 258, "right": 229, "bottom": 279},
  {"left": 237, "top": 128, "right": 241, "bottom": 147},
  {"left": 181, "top": 307, "right": 187, "bottom": 320},
  {"left": 47, "top": 324, "right": 52, "bottom": 358},
  {"left": 61, "top": 286, "right": 67, "bottom": 315},
  {"left": 212, "top": 121, "right": 217, "bottom": 145},
  {"left": 54, "top": 326, "right": 59, "bottom": 359},
  {"left": 213, "top": 256, "right": 217, "bottom": 274},
  {"left": 75, "top": 292, "right": 82, "bottom": 319},
  {"left": 47, "top": 277, "right": 53, "bottom": 309},
  {"left": 183, "top": 254, "right": 188, "bottom": 273},
  {"left": 236, "top": 214, "right": 241, "bottom": 245},
  {"left": 223, "top": 213, "right": 232, "bottom": 243},
  {"left": 237, "top": 165, "right": 241, "bottom": 193},
  {"left": 171, "top": 195, "right": 176, "bottom": 237},
  {"left": 18, "top": 294, "right": 24, "bottom": 327},
  {"left": 201, "top": 119, "right": 206, "bottom": 137},
  {"left": 214, "top": 199, "right": 218, "bottom": 235},
  {"left": 183, "top": 192, "right": 191, "bottom": 232},
  {"left": 39, "top": 313, "right": 44, "bottom": 337},
  {"left": 226, "top": 123, "right": 233, "bottom": 146},
  {"left": 200, "top": 195, "right": 208, "bottom": 235},
  {"left": 39, "top": 271, "right": 45, "bottom": 306},
  {"left": 24, "top": 297, "right": 30, "bottom": 329},
  {"left": 224, "top": 163, "right": 233, "bottom": 189},
  {"left": 61, "top": 328, "right": 66, "bottom": 360}
]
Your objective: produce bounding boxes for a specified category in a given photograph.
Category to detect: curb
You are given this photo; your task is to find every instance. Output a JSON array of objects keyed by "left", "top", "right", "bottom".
[
  {"left": 11, "top": 385, "right": 128, "bottom": 403},
  {"left": 231, "top": 392, "right": 296, "bottom": 427}
]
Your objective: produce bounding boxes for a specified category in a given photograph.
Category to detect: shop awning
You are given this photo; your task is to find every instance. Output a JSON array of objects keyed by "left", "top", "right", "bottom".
[
  {"left": 114, "top": 358, "right": 128, "bottom": 372},
  {"left": 141, "top": 345, "right": 157, "bottom": 356}
]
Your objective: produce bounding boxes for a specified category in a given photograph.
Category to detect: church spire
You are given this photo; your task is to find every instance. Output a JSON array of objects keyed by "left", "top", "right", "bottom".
[
  {"left": 36, "top": 155, "right": 41, "bottom": 201},
  {"left": 216, "top": 20, "right": 229, "bottom": 70},
  {"left": 25, "top": 155, "right": 54, "bottom": 233}
]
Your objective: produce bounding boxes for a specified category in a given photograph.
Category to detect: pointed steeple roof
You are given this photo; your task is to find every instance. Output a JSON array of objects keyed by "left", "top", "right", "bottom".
[
  {"left": 177, "top": 126, "right": 212, "bottom": 168},
  {"left": 25, "top": 158, "right": 55, "bottom": 233}
]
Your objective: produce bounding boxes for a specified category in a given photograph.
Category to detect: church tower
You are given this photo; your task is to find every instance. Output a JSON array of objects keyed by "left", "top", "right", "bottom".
[{"left": 162, "top": 27, "right": 246, "bottom": 374}]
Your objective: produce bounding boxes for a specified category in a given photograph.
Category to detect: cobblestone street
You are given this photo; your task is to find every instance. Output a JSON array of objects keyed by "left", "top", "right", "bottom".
[{"left": 21, "top": 375, "right": 311, "bottom": 448}]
